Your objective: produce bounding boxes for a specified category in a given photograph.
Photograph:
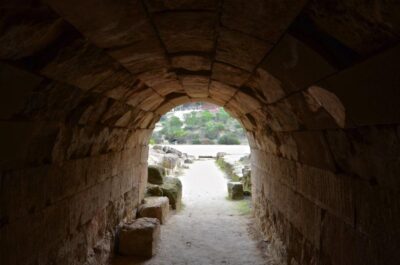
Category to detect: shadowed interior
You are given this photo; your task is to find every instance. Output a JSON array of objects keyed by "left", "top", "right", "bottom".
[{"left": 1, "top": 1, "right": 400, "bottom": 264}]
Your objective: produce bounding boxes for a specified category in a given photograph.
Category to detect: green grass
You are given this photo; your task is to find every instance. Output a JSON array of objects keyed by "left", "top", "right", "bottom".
[
  {"left": 234, "top": 199, "right": 252, "bottom": 216},
  {"left": 224, "top": 195, "right": 252, "bottom": 215},
  {"left": 215, "top": 158, "right": 240, "bottom": 181}
]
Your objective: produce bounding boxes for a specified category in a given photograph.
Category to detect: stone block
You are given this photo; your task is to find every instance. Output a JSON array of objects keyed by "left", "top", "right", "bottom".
[
  {"left": 160, "top": 177, "right": 182, "bottom": 210},
  {"left": 227, "top": 182, "right": 244, "bottom": 200},
  {"left": 118, "top": 218, "right": 160, "bottom": 258},
  {"left": 147, "top": 165, "right": 165, "bottom": 185},
  {"left": 138, "top": 197, "right": 169, "bottom": 224},
  {"left": 146, "top": 184, "right": 163, "bottom": 197},
  {"left": 171, "top": 55, "right": 211, "bottom": 71},
  {"left": 180, "top": 75, "right": 209, "bottom": 98},
  {"left": 216, "top": 28, "right": 272, "bottom": 71},
  {"left": 211, "top": 62, "right": 250, "bottom": 87},
  {"left": 221, "top": 0, "right": 307, "bottom": 42},
  {"left": 153, "top": 12, "right": 216, "bottom": 53}
]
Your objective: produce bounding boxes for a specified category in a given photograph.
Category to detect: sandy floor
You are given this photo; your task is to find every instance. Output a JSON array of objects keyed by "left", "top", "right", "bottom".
[{"left": 113, "top": 160, "right": 267, "bottom": 265}]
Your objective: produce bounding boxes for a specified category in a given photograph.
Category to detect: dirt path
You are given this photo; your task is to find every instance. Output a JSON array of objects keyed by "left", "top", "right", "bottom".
[{"left": 113, "top": 159, "right": 267, "bottom": 265}]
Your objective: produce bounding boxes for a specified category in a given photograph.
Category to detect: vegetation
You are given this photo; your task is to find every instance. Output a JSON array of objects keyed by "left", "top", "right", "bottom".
[
  {"left": 217, "top": 133, "right": 241, "bottom": 145},
  {"left": 234, "top": 199, "right": 252, "bottom": 215},
  {"left": 216, "top": 157, "right": 240, "bottom": 181},
  {"left": 151, "top": 105, "right": 247, "bottom": 145}
]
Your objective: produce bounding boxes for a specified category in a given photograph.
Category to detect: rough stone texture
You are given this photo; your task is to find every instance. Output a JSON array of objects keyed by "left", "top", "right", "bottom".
[
  {"left": 1, "top": 1, "right": 400, "bottom": 265},
  {"left": 146, "top": 184, "right": 164, "bottom": 197},
  {"left": 227, "top": 182, "right": 244, "bottom": 200},
  {"left": 138, "top": 197, "right": 170, "bottom": 224},
  {"left": 160, "top": 177, "right": 183, "bottom": 210},
  {"left": 118, "top": 217, "right": 160, "bottom": 258},
  {"left": 147, "top": 165, "right": 165, "bottom": 185}
]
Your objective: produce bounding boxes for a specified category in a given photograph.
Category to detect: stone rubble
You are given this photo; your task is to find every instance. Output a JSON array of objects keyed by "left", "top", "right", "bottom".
[
  {"left": 118, "top": 217, "right": 160, "bottom": 258},
  {"left": 138, "top": 197, "right": 170, "bottom": 224}
]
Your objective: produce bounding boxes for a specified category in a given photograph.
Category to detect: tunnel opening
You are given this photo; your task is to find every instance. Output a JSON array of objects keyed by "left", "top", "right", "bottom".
[
  {"left": 113, "top": 102, "right": 266, "bottom": 265},
  {"left": 1, "top": 1, "right": 400, "bottom": 265},
  {"left": 146, "top": 101, "right": 251, "bottom": 200}
]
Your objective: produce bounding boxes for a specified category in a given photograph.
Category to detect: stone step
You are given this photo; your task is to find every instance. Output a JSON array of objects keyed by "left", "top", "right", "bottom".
[
  {"left": 138, "top": 196, "right": 170, "bottom": 224},
  {"left": 118, "top": 217, "right": 160, "bottom": 258}
]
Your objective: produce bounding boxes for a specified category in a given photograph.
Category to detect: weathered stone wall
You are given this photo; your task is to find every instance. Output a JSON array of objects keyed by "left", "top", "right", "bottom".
[
  {"left": 249, "top": 45, "right": 400, "bottom": 265},
  {"left": 0, "top": 62, "right": 152, "bottom": 264},
  {"left": 1, "top": 1, "right": 399, "bottom": 265}
]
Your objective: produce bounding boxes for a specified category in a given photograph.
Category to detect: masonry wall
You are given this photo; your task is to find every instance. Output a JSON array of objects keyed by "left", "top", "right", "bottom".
[
  {"left": 249, "top": 45, "right": 400, "bottom": 265},
  {"left": 1, "top": 1, "right": 400, "bottom": 265},
  {"left": 0, "top": 63, "right": 151, "bottom": 265}
]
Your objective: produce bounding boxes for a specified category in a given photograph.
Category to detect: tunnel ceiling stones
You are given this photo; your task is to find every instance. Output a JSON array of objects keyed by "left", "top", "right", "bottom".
[{"left": 1, "top": 0, "right": 399, "bottom": 130}]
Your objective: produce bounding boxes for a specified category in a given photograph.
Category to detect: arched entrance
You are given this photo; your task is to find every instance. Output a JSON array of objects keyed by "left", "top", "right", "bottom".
[{"left": 0, "top": 1, "right": 399, "bottom": 265}]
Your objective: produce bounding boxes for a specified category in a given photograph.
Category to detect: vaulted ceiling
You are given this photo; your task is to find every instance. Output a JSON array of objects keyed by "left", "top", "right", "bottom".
[{"left": 1, "top": 0, "right": 399, "bottom": 132}]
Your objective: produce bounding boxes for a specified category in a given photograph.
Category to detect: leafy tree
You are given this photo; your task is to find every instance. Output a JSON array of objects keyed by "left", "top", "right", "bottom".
[
  {"left": 184, "top": 111, "right": 198, "bottom": 129},
  {"left": 200, "top": 110, "right": 213, "bottom": 124},
  {"left": 150, "top": 106, "right": 248, "bottom": 145},
  {"left": 218, "top": 133, "right": 240, "bottom": 145},
  {"left": 160, "top": 116, "right": 187, "bottom": 143},
  {"left": 169, "top": 116, "right": 183, "bottom": 128},
  {"left": 205, "top": 121, "right": 224, "bottom": 139},
  {"left": 216, "top": 108, "right": 229, "bottom": 123},
  {"left": 191, "top": 134, "right": 201, "bottom": 144}
]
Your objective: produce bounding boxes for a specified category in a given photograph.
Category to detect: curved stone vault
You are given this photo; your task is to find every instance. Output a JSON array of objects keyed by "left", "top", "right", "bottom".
[{"left": 0, "top": 1, "right": 399, "bottom": 265}]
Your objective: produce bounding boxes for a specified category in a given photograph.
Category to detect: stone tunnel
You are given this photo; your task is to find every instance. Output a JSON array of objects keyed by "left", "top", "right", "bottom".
[{"left": 0, "top": 0, "right": 399, "bottom": 264}]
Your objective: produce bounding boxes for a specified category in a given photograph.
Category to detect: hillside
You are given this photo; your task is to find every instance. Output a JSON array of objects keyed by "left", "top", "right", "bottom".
[{"left": 151, "top": 106, "right": 248, "bottom": 145}]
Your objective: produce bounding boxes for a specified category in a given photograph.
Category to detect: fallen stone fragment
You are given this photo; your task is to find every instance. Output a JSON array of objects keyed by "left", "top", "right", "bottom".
[
  {"left": 161, "top": 177, "right": 182, "bottom": 210},
  {"left": 138, "top": 196, "right": 170, "bottom": 224},
  {"left": 148, "top": 165, "right": 165, "bottom": 185},
  {"left": 146, "top": 184, "right": 163, "bottom": 197},
  {"left": 227, "top": 182, "right": 244, "bottom": 200},
  {"left": 118, "top": 217, "right": 160, "bottom": 258}
]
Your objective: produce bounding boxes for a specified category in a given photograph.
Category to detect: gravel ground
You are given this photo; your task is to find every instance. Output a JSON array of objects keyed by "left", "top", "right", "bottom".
[{"left": 112, "top": 159, "right": 267, "bottom": 265}]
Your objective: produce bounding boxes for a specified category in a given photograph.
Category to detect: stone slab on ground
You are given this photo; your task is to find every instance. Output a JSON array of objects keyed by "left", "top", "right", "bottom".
[
  {"left": 118, "top": 217, "right": 160, "bottom": 258},
  {"left": 227, "top": 182, "right": 244, "bottom": 200},
  {"left": 138, "top": 196, "right": 170, "bottom": 224}
]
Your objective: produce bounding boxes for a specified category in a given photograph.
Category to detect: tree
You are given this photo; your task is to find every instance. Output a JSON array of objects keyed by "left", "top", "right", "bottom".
[
  {"left": 216, "top": 108, "right": 229, "bottom": 123},
  {"left": 184, "top": 111, "right": 199, "bottom": 129},
  {"left": 218, "top": 133, "right": 240, "bottom": 145},
  {"left": 150, "top": 106, "right": 248, "bottom": 145},
  {"left": 161, "top": 116, "right": 187, "bottom": 143},
  {"left": 169, "top": 116, "right": 183, "bottom": 128},
  {"left": 205, "top": 121, "right": 224, "bottom": 140},
  {"left": 200, "top": 110, "right": 213, "bottom": 125}
]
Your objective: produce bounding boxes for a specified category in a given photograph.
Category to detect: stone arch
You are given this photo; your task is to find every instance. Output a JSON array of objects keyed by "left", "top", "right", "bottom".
[{"left": 0, "top": 1, "right": 399, "bottom": 265}]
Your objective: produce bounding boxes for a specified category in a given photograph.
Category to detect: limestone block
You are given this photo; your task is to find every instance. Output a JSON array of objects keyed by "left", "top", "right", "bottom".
[
  {"left": 118, "top": 218, "right": 160, "bottom": 258},
  {"left": 216, "top": 28, "right": 272, "bottom": 71},
  {"left": 180, "top": 75, "right": 209, "bottom": 98},
  {"left": 171, "top": 55, "right": 211, "bottom": 71},
  {"left": 245, "top": 68, "right": 286, "bottom": 104},
  {"left": 153, "top": 12, "right": 216, "bottom": 53},
  {"left": 209, "top": 81, "right": 237, "bottom": 102},
  {"left": 160, "top": 177, "right": 182, "bottom": 210},
  {"left": 147, "top": 165, "right": 165, "bottom": 185},
  {"left": 211, "top": 62, "right": 250, "bottom": 87},
  {"left": 162, "top": 154, "right": 180, "bottom": 170},
  {"left": 138, "top": 197, "right": 169, "bottom": 224},
  {"left": 145, "top": 0, "right": 218, "bottom": 12},
  {"left": 146, "top": 184, "right": 163, "bottom": 197},
  {"left": 221, "top": 0, "right": 307, "bottom": 42},
  {"left": 227, "top": 182, "right": 244, "bottom": 200}
]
